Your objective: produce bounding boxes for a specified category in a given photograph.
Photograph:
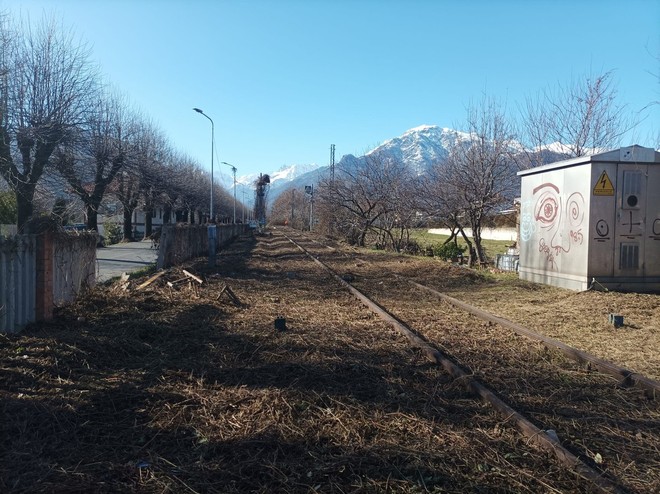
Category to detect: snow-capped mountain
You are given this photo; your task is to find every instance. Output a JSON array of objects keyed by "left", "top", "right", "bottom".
[
  {"left": 263, "top": 124, "right": 462, "bottom": 204},
  {"left": 234, "top": 163, "right": 320, "bottom": 189},
  {"left": 270, "top": 163, "right": 320, "bottom": 183},
  {"left": 364, "top": 125, "right": 466, "bottom": 174},
  {"left": 243, "top": 124, "right": 570, "bottom": 206},
  {"left": 231, "top": 163, "right": 327, "bottom": 209}
]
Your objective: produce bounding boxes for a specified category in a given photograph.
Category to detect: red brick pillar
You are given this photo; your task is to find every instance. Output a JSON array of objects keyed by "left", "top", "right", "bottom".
[{"left": 35, "top": 232, "right": 54, "bottom": 321}]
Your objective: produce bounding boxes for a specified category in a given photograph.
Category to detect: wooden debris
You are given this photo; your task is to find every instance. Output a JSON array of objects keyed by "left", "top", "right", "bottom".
[
  {"left": 182, "top": 269, "right": 203, "bottom": 284},
  {"left": 166, "top": 278, "right": 189, "bottom": 288},
  {"left": 217, "top": 283, "right": 241, "bottom": 306},
  {"left": 136, "top": 271, "right": 166, "bottom": 290}
]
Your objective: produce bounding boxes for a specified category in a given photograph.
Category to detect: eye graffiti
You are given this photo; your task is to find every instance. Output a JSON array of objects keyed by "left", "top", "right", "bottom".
[
  {"left": 535, "top": 193, "right": 559, "bottom": 225},
  {"left": 531, "top": 183, "right": 585, "bottom": 269}
]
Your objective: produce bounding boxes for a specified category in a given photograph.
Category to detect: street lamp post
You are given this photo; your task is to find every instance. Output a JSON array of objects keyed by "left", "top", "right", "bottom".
[
  {"left": 193, "top": 107, "right": 216, "bottom": 265},
  {"left": 221, "top": 161, "right": 237, "bottom": 224}
]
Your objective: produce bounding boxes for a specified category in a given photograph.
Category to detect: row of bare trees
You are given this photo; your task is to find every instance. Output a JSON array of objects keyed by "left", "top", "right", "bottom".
[
  {"left": 0, "top": 13, "right": 237, "bottom": 238},
  {"left": 279, "top": 74, "right": 638, "bottom": 265}
]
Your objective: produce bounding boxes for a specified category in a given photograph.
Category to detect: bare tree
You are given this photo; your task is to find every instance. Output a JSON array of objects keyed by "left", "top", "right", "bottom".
[
  {"left": 0, "top": 15, "right": 98, "bottom": 230},
  {"left": 55, "top": 91, "right": 133, "bottom": 231},
  {"left": 522, "top": 71, "right": 632, "bottom": 159},
  {"left": 418, "top": 165, "right": 473, "bottom": 251},
  {"left": 318, "top": 155, "right": 387, "bottom": 247},
  {"left": 317, "top": 153, "right": 417, "bottom": 251},
  {"left": 441, "top": 96, "right": 519, "bottom": 266},
  {"left": 367, "top": 156, "right": 418, "bottom": 252},
  {"left": 270, "top": 187, "right": 308, "bottom": 229},
  {"left": 137, "top": 128, "right": 172, "bottom": 236}
]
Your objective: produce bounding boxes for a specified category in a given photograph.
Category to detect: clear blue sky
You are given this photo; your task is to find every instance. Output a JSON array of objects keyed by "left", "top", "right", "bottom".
[{"left": 3, "top": 0, "right": 659, "bottom": 182}]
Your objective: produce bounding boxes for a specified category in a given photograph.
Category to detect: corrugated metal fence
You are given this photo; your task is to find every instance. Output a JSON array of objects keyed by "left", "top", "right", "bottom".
[
  {"left": 1, "top": 232, "right": 97, "bottom": 334},
  {"left": 0, "top": 235, "right": 37, "bottom": 333}
]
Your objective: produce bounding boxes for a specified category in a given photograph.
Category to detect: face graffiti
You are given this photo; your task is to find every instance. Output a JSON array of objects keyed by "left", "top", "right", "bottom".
[{"left": 532, "top": 183, "right": 585, "bottom": 269}]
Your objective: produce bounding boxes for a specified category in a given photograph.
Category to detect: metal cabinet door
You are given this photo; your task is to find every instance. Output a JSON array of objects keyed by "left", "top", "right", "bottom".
[{"left": 614, "top": 164, "right": 646, "bottom": 277}]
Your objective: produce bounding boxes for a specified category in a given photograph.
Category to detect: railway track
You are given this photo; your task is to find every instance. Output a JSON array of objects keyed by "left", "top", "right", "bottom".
[
  {"left": 274, "top": 228, "right": 660, "bottom": 494},
  {"left": 290, "top": 232, "right": 660, "bottom": 397}
]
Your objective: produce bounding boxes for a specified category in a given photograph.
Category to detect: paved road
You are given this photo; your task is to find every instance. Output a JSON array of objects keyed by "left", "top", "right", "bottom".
[{"left": 96, "top": 240, "right": 158, "bottom": 282}]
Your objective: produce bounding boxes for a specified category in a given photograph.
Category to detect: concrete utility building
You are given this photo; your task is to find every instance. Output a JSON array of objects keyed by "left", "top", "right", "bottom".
[{"left": 517, "top": 146, "right": 660, "bottom": 292}]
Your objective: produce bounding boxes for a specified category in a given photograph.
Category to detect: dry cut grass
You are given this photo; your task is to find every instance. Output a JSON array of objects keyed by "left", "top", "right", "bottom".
[{"left": 0, "top": 230, "right": 657, "bottom": 493}]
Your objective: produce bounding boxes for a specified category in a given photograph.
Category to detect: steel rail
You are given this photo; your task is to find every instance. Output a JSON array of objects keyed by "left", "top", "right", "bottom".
[
  {"left": 291, "top": 230, "right": 659, "bottom": 398},
  {"left": 404, "top": 278, "right": 659, "bottom": 398},
  {"left": 282, "top": 232, "right": 628, "bottom": 494}
]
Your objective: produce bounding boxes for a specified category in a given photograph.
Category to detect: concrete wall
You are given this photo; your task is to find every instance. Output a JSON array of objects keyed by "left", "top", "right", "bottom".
[
  {"left": 427, "top": 227, "right": 518, "bottom": 242},
  {"left": 157, "top": 224, "right": 247, "bottom": 269}
]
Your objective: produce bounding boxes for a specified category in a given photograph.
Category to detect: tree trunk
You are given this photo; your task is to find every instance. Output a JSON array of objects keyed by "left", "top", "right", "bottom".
[
  {"left": 86, "top": 204, "right": 99, "bottom": 231},
  {"left": 459, "top": 228, "right": 475, "bottom": 267},
  {"left": 359, "top": 227, "right": 368, "bottom": 247},
  {"left": 123, "top": 206, "right": 135, "bottom": 241},
  {"left": 443, "top": 228, "right": 457, "bottom": 246},
  {"left": 473, "top": 228, "right": 486, "bottom": 265},
  {"left": 16, "top": 184, "right": 35, "bottom": 232},
  {"left": 144, "top": 207, "right": 153, "bottom": 237}
]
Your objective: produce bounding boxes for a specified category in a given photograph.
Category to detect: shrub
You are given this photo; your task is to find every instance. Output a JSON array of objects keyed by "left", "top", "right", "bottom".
[
  {"left": 433, "top": 242, "right": 466, "bottom": 261},
  {"left": 0, "top": 191, "right": 17, "bottom": 224},
  {"left": 103, "top": 222, "right": 122, "bottom": 245},
  {"left": 400, "top": 240, "right": 421, "bottom": 255}
]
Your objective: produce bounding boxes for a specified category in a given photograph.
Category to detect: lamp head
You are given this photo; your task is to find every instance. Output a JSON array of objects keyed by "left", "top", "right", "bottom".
[{"left": 193, "top": 108, "right": 203, "bottom": 114}]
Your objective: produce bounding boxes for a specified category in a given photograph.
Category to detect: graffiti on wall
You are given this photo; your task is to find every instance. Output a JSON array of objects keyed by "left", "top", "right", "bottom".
[{"left": 521, "top": 183, "right": 585, "bottom": 270}]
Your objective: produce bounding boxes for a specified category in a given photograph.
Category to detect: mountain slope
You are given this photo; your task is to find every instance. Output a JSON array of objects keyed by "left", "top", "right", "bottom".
[
  {"left": 264, "top": 125, "right": 464, "bottom": 204},
  {"left": 248, "top": 124, "right": 571, "bottom": 206},
  {"left": 364, "top": 125, "right": 465, "bottom": 174}
]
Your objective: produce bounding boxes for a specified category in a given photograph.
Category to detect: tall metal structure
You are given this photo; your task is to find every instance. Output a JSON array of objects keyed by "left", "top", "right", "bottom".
[
  {"left": 254, "top": 173, "right": 270, "bottom": 227},
  {"left": 305, "top": 184, "right": 314, "bottom": 231},
  {"left": 221, "top": 161, "right": 237, "bottom": 224},
  {"left": 192, "top": 107, "right": 216, "bottom": 265},
  {"left": 330, "top": 144, "right": 335, "bottom": 180}
]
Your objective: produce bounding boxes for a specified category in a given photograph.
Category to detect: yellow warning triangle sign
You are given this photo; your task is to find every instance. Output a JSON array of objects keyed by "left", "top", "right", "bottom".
[{"left": 593, "top": 171, "right": 615, "bottom": 196}]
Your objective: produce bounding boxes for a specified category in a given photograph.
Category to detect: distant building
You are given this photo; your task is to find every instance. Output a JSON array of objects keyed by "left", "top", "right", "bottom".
[{"left": 98, "top": 206, "right": 175, "bottom": 239}]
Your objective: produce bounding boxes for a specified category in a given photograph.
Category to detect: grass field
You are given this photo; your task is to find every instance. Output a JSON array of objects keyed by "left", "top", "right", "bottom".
[{"left": 409, "top": 228, "right": 513, "bottom": 259}]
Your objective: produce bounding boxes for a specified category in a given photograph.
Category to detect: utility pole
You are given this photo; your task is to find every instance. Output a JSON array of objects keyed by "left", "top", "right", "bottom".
[
  {"left": 192, "top": 107, "right": 216, "bottom": 266},
  {"left": 330, "top": 144, "right": 335, "bottom": 181},
  {"left": 329, "top": 144, "right": 336, "bottom": 234},
  {"left": 291, "top": 189, "right": 295, "bottom": 226},
  {"left": 305, "top": 185, "right": 314, "bottom": 231}
]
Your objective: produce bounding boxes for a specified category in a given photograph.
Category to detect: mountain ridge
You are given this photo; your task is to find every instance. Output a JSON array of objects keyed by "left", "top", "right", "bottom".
[{"left": 235, "top": 124, "right": 569, "bottom": 207}]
